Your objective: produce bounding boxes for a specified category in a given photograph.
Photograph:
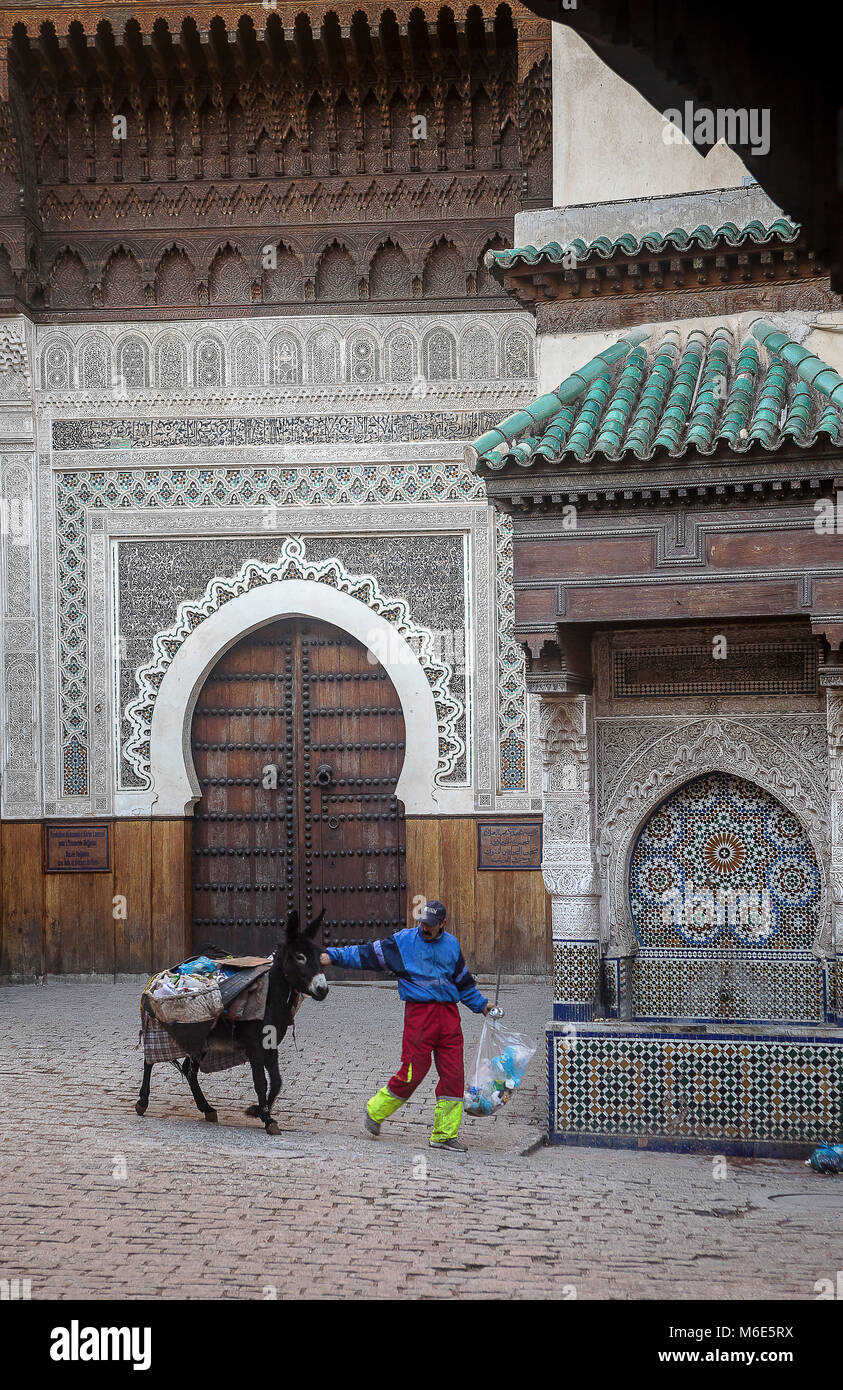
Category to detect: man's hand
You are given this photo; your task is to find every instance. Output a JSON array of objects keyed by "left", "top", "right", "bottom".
[
  {"left": 484, "top": 1003, "right": 503, "bottom": 1018},
  {"left": 319, "top": 952, "right": 331, "bottom": 967}
]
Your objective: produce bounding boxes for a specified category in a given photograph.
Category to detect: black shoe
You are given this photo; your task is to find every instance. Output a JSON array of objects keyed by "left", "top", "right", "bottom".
[{"left": 429, "top": 1136, "right": 468, "bottom": 1153}]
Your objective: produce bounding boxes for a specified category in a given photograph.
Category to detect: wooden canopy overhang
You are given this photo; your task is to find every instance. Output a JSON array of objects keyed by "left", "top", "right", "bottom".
[
  {"left": 469, "top": 320, "right": 843, "bottom": 686},
  {"left": 485, "top": 225, "right": 828, "bottom": 310},
  {"left": 0, "top": 1, "right": 550, "bottom": 97},
  {"left": 481, "top": 437, "right": 843, "bottom": 679},
  {"left": 0, "top": 1, "right": 553, "bottom": 318}
]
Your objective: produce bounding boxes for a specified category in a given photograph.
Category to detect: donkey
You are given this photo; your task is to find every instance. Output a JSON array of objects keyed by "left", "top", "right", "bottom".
[{"left": 136, "top": 908, "right": 328, "bottom": 1135}]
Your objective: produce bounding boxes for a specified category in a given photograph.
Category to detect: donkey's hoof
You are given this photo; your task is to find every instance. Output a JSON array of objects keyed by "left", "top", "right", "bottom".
[
  {"left": 266, "top": 1121, "right": 280, "bottom": 1136},
  {"left": 204, "top": 1108, "right": 218, "bottom": 1123},
  {"left": 135, "top": 1102, "right": 147, "bottom": 1116},
  {"left": 244, "top": 1104, "right": 261, "bottom": 1118}
]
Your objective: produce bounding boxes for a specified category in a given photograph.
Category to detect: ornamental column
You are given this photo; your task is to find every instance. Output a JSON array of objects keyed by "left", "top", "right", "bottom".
[
  {"left": 825, "top": 683, "right": 843, "bottom": 1022},
  {"left": 0, "top": 316, "right": 40, "bottom": 820},
  {"left": 538, "top": 694, "right": 605, "bottom": 1021}
]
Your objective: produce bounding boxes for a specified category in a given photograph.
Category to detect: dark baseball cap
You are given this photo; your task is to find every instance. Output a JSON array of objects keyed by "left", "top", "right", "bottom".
[{"left": 419, "top": 899, "right": 447, "bottom": 927}]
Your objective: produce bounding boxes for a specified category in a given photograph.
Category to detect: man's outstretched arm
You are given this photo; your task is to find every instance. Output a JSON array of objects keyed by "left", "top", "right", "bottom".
[{"left": 321, "top": 936, "right": 404, "bottom": 973}]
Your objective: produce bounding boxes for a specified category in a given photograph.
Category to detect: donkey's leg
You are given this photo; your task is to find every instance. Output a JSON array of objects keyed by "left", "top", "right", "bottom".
[
  {"left": 245, "top": 1051, "right": 279, "bottom": 1120},
  {"left": 182, "top": 1056, "right": 218, "bottom": 1122},
  {"left": 265, "top": 1049, "right": 282, "bottom": 1117},
  {"left": 136, "top": 1062, "right": 153, "bottom": 1115},
  {"left": 244, "top": 1036, "right": 276, "bottom": 1133}
]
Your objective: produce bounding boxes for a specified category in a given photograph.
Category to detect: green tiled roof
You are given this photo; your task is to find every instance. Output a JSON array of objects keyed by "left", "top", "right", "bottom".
[
  {"left": 467, "top": 319, "right": 843, "bottom": 471},
  {"left": 487, "top": 218, "right": 801, "bottom": 272}
]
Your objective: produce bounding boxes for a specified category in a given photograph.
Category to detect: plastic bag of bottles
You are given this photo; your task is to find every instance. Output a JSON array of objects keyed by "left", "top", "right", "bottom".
[
  {"left": 806, "top": 1143, "right": 843, "bottom": 1173},
  {"left": 464, "top": 1017, "right": 536, "bottom": 1117}
]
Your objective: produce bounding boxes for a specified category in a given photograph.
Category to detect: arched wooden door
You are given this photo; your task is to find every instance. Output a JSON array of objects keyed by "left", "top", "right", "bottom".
[{"left": 191, "top": 616, "right": 407, "bottom": 957}]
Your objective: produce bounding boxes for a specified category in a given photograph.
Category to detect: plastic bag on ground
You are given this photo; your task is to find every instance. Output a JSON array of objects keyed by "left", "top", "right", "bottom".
[
  {"left": 464, "top": 1016, "right": 536, "bottom": 1117},
  {"left": 806, "top": 1143, "right": 843, "bottom": 1173}
]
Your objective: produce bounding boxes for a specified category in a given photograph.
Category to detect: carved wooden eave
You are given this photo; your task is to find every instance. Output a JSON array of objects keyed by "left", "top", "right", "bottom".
[
  {"left": 0, "top": 3, "right": 552, "bottom": 318},
  {"left": 479, "top": 445, "right": 843, "bottom": 516},
  {"left": 523, "top": 631, "right": 593, "bottom": 694},
  {"left": 488, "top": 231, "right": 831, "bottom": 311},
  {"left": 480, "top": 443, "right": 843, "bottom": 680},
  {"left": 0, "top": 1, "right": 551, "bottom": 41}
]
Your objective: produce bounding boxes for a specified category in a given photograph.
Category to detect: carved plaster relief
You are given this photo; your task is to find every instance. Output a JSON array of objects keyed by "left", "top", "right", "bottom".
[
  {"left": 51, "top": 464, "right": 524, "bottom": 810},
  {"left": 71, "top": 501, "right": 513, "bottom": 819},
  {"left": 32, "top": 311, "right": 536, "bottom": 815},
  {"left": 115, "top": 532, "right": 470, "bottom": 787},
  {"left": 124, "top": 537, "right": 464, "bottom": 791},
  {"left": 826, "top": 692, "right": 843, "bottom": 978},
  {"left": 539, "top": 695, "right": 601, "bottom": 940},
  {"left": 36, "top": 311, "right": 535, "bottom": 409}
]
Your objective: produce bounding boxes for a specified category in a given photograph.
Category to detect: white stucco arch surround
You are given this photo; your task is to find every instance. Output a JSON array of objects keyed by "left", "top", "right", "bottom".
[{"left": 147, "top": 580, "right": 441, "bottom": 816}]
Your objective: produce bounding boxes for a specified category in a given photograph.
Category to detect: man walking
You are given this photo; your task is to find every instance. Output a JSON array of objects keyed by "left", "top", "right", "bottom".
[{"left": 320, "top": 899, "right": 495, "bottom": 1153}]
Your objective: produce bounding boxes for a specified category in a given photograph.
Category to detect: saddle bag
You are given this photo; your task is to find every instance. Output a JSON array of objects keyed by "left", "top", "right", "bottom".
[{"left": 144, "top": 968, "right": 223, "bottom": 1026}]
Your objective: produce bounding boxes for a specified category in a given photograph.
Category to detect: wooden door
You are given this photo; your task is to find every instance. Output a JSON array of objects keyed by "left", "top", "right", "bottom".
[{"left": 191, "top": 617, "right": 407, "bottom": 956}]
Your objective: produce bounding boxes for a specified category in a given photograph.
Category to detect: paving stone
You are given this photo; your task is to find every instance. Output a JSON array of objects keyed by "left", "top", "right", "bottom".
[{"left": 0, "top": 978, "right": 840, "bottom": 1298}]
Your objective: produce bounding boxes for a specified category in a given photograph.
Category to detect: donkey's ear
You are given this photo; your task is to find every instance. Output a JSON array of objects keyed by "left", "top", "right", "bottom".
[
  {"left": 285, "top": 909, "right": 300, "bottom": 939},
  {"left": 305, "top": 907, "right": 325, "bottom": 938}
]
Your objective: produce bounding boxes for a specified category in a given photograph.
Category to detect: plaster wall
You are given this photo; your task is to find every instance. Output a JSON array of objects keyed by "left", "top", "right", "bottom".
[
  {"left": 804, "top": 318, "right": 843, "bottom": 379},
  {"left": 551, "top": 26, "right": 754, "bottom": 210},
  {"left": 0, "top": 307, "right": 541, "bottom": 823}
]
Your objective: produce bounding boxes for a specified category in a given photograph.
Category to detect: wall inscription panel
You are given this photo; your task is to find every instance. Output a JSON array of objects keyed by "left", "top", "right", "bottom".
[
  {"left": 44, "top": 824, "right": 111, "bottom": 873},
  {"left": 477, "top": 820, "right": 542, "bottom": 870}
]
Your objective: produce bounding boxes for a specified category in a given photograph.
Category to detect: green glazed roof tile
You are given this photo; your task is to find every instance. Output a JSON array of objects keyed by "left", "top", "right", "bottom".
[
  {"left": 468, "top": 327, "right": 650, "bottom": 462},
  {"left": 534, "top": 405, "right": 578, "bottom": 460},
  {"left": 593, "top": 350, "right": 647, "bottom": 453},
  {"left": 488, "top": 217, "right": 801, "bottom": 273},
  {"left": 781, "top": 381, "right": 813, "bottom": 442},
  {"left": 469, "top": 317, "right": 843, "bottom": 471},
  {"left": 625, "top": 336, "right": 679, "bottom": 454},
  {"left": 715, "top": 340, "right": 760, "bottom": 447},
  {"left": 816, "top": 403, "right": 843, "bottom": 442}
]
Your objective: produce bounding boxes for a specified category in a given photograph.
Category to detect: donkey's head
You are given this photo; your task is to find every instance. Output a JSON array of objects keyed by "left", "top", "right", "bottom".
[{"left": 275, "top": 908, "right": 329, "bottom": 1001}]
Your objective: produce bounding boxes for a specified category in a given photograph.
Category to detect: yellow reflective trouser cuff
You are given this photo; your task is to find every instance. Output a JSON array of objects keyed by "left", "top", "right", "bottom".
[
  {"left": 367, "top": 1086, "right": 405, "bottom": 1124},
  {"left": 431, "top": 1097, "right": 463, "bottom": 1143}
]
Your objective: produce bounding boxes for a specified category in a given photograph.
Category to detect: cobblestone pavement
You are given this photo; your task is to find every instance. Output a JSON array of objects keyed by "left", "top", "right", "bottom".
[{"left": 2, "top": 977, "right": 842, "bottom": 1300}]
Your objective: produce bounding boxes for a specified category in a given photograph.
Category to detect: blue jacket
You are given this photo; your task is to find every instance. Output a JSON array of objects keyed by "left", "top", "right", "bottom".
[{"left": 326, "top": 928, "right": 488, "bottom": 1013}]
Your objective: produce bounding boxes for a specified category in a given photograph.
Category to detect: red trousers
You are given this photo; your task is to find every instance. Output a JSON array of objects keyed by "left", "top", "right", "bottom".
[{"left": 388, "top": 1000, "right": 465, "bottom": 1101}]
